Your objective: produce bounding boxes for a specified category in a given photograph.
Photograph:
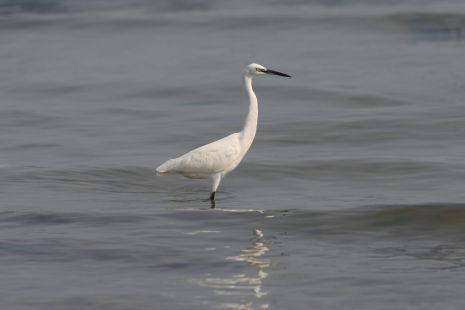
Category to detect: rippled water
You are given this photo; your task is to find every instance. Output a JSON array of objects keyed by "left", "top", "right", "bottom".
[{"left": 1, "top": 0, "right": 465, "bottom": 309}]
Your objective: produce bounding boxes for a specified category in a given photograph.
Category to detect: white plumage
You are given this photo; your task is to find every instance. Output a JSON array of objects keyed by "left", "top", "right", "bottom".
[{"left": 156, "top": 63, "right": 291, "bottom": 203}]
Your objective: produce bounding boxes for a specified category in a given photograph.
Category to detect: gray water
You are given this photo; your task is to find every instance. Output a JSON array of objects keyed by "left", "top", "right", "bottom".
[{"left": 2, "top": 1, "right": 465, "bottom": 309}]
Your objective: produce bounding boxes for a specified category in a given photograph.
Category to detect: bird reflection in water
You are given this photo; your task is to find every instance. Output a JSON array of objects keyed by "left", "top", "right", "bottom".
[{"left": 197, "top": 229, "right": 270, "bottom": 310}]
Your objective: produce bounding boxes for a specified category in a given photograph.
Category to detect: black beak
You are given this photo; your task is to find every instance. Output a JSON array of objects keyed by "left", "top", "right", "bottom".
[{"left": 264, "top": 69, "right": 291, "bottom": 78}]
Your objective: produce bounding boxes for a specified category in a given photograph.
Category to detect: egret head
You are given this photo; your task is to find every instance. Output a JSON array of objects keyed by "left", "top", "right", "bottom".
[{"left": 244, "top": 63, "right": 291, "bottom": 78}]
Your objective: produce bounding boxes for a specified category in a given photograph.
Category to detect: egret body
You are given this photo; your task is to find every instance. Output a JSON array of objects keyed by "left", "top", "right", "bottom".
[{"left": 156, "top": 63, "right": 290, "bottom": 204}]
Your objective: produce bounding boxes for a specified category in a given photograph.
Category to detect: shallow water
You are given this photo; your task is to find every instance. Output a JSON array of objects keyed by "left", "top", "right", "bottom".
[{"left": 1, "top": 0, "right": 465, "bottom": 309}]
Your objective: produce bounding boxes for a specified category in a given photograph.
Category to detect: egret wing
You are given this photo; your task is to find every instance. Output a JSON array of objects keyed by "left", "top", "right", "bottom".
[{"left": 178, "top": 133, "right": 242, "bottom": 177}]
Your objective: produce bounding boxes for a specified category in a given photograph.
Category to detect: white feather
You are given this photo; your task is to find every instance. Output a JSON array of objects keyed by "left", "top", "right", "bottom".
[
  {"left": 156, "top": 63, "right": 290, "bottom": 200},
  {"left": 156, "top": 133, "right": 242, "bottom": 179}
]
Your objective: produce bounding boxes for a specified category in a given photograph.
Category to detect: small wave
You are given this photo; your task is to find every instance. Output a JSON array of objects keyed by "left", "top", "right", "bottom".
[
  {"left": 266, "top": 119, "right": 409, "bottom": 146},
  {"left": 266, "top": 203, "right": 465, "bottom": 240},
  {"left": 386, "top": 12, "right": 465, "bottom": 40},
  {"left": 0, "top": 110, "right": 63, "bottom": 129},
  {"left": 0, "top": 237, "right": 136, "bottom": 263},
  {"left": 265, "top": 85, "right": 410, "bottom": 108},
  {"left": 121, "top": 86, "right": 194, "bottom": 100},
  {"left": 0, "top": 0, "right": 215, "bottom": 15},
  {"left": 0, "top": 0, "right": 65, "bottom": 14},
  {"left": 0, "top": 210, "right": 149, "bottom": 226},
  {"left": 240, "top": 159, "right": 465, "bottom": 181},
  {"left": 353, "top": 203, "right": 465, "bottom": 234},
  {"left": 98, "top": 107, "right": 167, "bottom": 121},
  {"left": 9, "top": 166, "right": 163, "bottom": 193}
]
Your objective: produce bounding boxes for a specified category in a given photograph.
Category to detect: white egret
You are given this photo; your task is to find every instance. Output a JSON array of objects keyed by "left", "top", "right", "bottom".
[{"left": 156, "top": 63, "right": 291, "bottom": 204}]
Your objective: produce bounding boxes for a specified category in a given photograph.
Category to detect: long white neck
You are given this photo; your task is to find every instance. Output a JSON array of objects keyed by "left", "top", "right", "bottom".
[{"left": 239, "top": 74, "right": 258, "bottom": 153}]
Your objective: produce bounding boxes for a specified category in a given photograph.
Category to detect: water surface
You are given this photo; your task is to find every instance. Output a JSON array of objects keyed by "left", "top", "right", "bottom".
[{"left": 1, "top": 0, "right": 465, "bottom": 309}]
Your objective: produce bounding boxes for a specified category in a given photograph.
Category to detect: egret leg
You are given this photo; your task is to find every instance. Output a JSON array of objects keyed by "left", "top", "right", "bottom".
[
  {"left": 210, "top": 173, "right": 222, "bottom": 202},
  {"left": 209, "top": 192, "right": 216, "bottom": 208}
]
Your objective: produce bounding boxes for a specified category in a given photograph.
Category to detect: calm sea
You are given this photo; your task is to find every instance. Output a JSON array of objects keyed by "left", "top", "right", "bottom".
[{"left": 1, "top": 0, "right": 465, "bottom": 309}]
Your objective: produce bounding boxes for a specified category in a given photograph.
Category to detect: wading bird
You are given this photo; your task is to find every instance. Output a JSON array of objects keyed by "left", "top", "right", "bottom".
[{"left": 156, "top": 63, "right": 291, "bottom": 205}]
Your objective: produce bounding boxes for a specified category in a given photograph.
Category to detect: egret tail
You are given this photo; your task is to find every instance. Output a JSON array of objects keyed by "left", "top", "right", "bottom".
[{"left": 156, "top": 158, "right": 180, "bottom": 176}]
